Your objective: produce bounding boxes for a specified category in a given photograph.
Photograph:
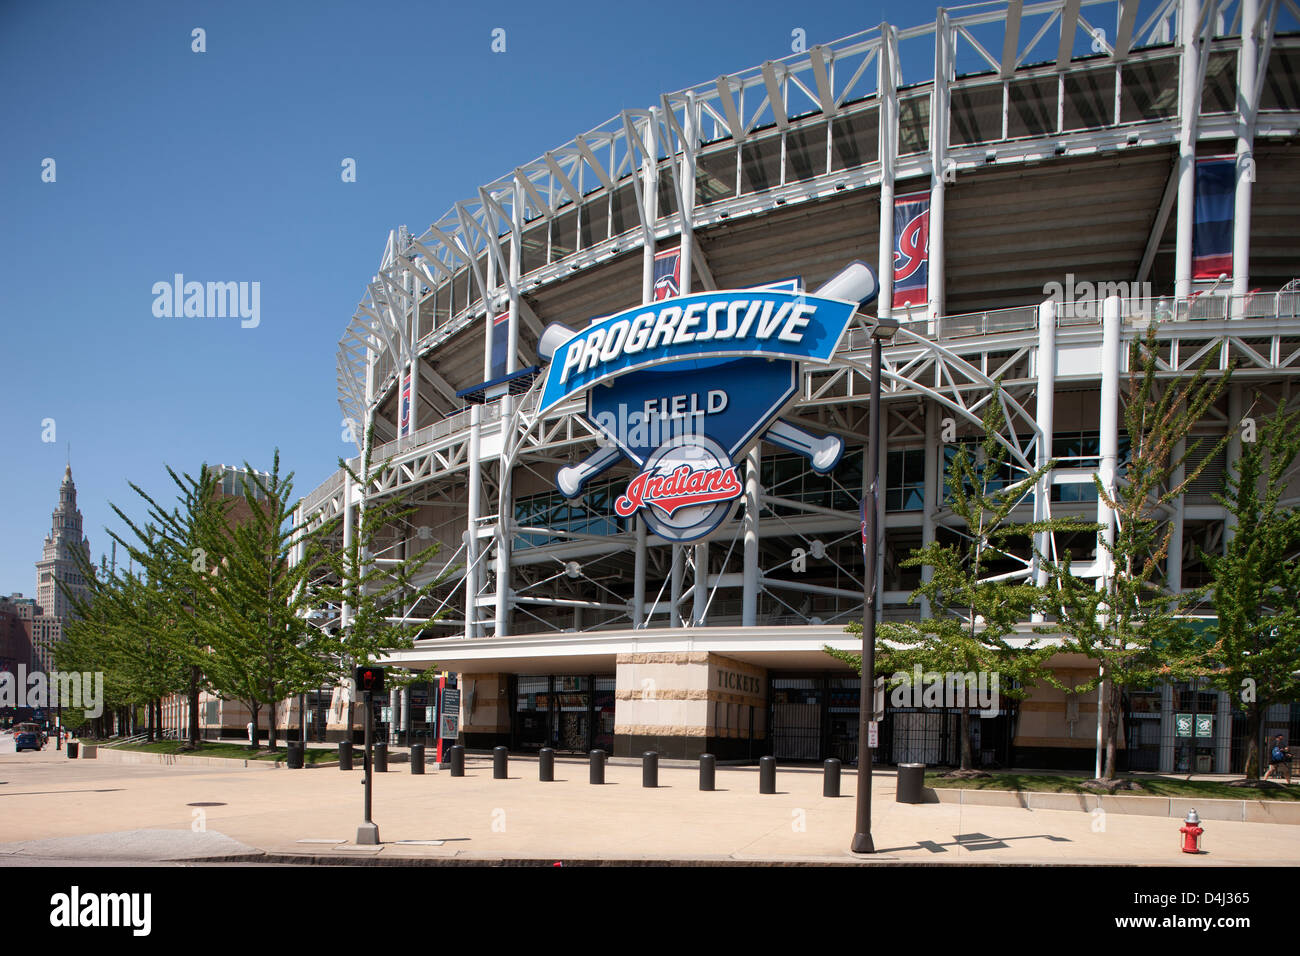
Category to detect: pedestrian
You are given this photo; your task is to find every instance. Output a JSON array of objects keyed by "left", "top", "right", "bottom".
[
  {"left": 1263, "top": 734, "right": 1292, "bottom": 784},
  {"left": 247, "top": 720, "right": 255, "bottom": 746}
]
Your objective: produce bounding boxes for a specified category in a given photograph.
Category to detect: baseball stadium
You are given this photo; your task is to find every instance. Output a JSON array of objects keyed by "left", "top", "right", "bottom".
[{"left": 281, "top": 0, "right": 1300, "bottom": 772}]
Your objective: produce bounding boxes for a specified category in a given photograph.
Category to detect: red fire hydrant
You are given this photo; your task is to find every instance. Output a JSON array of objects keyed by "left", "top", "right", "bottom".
[{"left": 1180, "top": 808, "right": 1204, "bottom": 854}]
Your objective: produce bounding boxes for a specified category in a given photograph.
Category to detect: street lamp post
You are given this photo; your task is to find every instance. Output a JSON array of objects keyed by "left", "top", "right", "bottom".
[{"left": 853, "top": 317, "right": 897, "bottom": 855}]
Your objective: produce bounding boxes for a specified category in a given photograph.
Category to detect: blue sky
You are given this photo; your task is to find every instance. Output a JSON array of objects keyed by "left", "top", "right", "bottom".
[{"left": 0, "top": 0, "right": 1155, "bottom": 594}]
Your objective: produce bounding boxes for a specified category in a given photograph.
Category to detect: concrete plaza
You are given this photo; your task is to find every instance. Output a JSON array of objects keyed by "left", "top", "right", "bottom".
[{"left": 0, "top": 744, "right": 1296, "bottom": 865}]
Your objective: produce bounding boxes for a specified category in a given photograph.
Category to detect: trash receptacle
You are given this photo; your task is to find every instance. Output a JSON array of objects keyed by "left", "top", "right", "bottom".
[
  {"left": 374, "top": 742, "right": 388, "bottom": 772},
  {"left": 411, "top": 743, "right": 425, "bottom": 774},
  {"left": 896, "top": 763, "right": 926, "bottom": 804},
  {"left": 338, "top": 741, "right": 353, "bottom": 770},
  {"left": 66, "top": 741, "right": 79, "bottom": 759},
  {"left": 286, "top": 744, "right": 304, "bottom": 769}
]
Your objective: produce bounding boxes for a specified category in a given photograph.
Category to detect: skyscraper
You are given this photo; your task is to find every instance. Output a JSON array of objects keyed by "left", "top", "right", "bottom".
[{"left": 32, "top": 464, "right": 92, "bottom": 672}]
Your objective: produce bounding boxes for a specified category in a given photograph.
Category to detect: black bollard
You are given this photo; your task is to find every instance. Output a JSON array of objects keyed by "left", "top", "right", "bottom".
[
  {"left": 823, "top": 757, "right": 842, "bottom": 797},
  {"left": 699, "top": 753, "right": 716, "bottom": 791},
  {"left": 374, "top": 742, "right": 388, "bottom": 773},
  {"left": 410, "top": 743, "right": 425, "bottom": 775},
  {"left": 493, "top": 745, "right": 508, "bottom": 779},
  {"left": 642, "top": 751, "right": 659, "bottom": 788},
  {"left": 338, "top": 741, "right": 353, "bottom": 771},
  {"left": 759, "top": 755, "right": 776, "bottom": 794},
  {"left": 539, "top": 747, "right": 555, "bottom": 782},
  {"left": 450, "top": 744, "right": 465, "bottom": 777},
  {"left": 589, "top": 749, "right": 605, "bottom": 785}
]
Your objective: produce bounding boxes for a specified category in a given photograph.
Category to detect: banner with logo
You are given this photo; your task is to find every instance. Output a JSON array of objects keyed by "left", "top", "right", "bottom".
[
  {"left": 489, "top": 312, "right": 510, "bottom": 380},
  {"left": 892, "top": 191, "right": 930, "bottom": 310},
  {"left": 538, "top": 263, "right": 878, "bottom": 543},
  {"left": 1193, "top": 157, "right": 1235, "bottom": 279},
  {"left": 399, "top": 372, "right": 411, "bottom": 435},
  {"left": 653, "top": 247, "right": 682, "bottom": 301}
]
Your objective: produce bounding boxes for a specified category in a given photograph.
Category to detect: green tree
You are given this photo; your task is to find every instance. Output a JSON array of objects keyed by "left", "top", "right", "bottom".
[
  {"left": 828, "top": 385, "right": 1086, "bottom": 770},
  {"left": 1190, "top": 399, "right": 1300, "bottom": 779},
  {"left": 1040, "top": 323, "right": 1230, "bottom": 782},
  {"left": 197, "top": 453, "right": 342, "bottom": 752}
]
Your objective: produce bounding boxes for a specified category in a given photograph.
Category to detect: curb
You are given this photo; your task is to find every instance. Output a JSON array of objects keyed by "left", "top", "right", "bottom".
[{"left": 926, "top": 787, "right": 1300, "bottom": 824}]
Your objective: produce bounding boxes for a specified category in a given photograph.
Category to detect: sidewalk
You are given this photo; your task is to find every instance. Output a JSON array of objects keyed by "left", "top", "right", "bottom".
[{"left": 1, "top": 747, "right": 1296, "bottom": 865}]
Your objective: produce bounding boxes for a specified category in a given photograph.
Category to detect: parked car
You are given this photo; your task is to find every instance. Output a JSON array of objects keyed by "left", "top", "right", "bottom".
[{"left": 13, "top": 723, "right": 43, "bottom": 752}]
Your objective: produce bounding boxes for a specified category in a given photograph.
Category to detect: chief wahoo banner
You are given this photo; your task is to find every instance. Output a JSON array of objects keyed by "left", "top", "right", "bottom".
[
  {"left": 892, "top": 191, "right": 930, "bottom": 310},
  {"left": 653, "top": 247, "right": 682, "bottom": 301},
  {"left": 537, "top": 262, "right": 879, "bottom": 543}
]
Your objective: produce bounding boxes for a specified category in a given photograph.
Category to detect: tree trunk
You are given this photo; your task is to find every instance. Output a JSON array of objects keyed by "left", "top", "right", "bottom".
[
  {"left": 146, "top": 699, "right": 155, "bottom": 742},
  {"left": 1244, "top": 701, "right": 1263, "bottom": 779},
  {"left": 187, "top": 666, "right": 201, "bottom": 749},
  {"left": 1103, "top": 680, "right": 1121, "bottom": 780},
  {"left": 959, "top": 708, "right": 973, "bottom": 770}
]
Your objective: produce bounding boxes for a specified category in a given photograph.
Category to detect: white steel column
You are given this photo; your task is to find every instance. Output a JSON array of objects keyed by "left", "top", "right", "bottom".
[
  {"left": 1174, "top": 0, "right": 1204, "bottom": 300},
  {"left": 495, "top": 396, "right": 515, "bottom": 635},
  {"left": 877, "top": 24, "right": 899, "bottom": 320},
  {"left": 406, "top": 266, "right": 418, "bottom": 436},
  {"left": 1159, "top": 683, "right": 1175, "bottom": 772},
  {"left": 633, "top": 112, "right": 658, "bottom": 627},
  {"left": 1033, "top": 299, "right": 1057, "bottom": 621},
  {"left": 633, "top": 519, "right": 647, "bottom": 628},
  {"left": 920, "top": 401, "right": 939, "bottom": 619},
  {"left": 1095, "top": 297, "right": 1122, "bottom": 780},
  {"left": 341, "top": 472, "right": 354, "bottom": 629},
  {"left": 1225, "top": 384, "right": 1243, "bottom": 541},
  {"left": 1168, "top": 437, "right": 1186, "bottom": 593},
  {"left": 1097, "top": 297, "right": 1122, "bottom": 573},
  {"left": 680, "top": 93, "right": 707, "bottom": 625},
  {"left": 507, "top": 178, "right": 523, "bottom": 375},
  {"left": 742, "top": 445, "right": 761, "bottom": 626},
  {"left": 928, "top": 11, "right": 951, "bottom": 333},
  {"left": 1232, "top": 0, "right": 1259, "bottom": 316},
  {"left": 670, "top": 548, "right": 684, "bottom": 628},
  {"left": 483, "top": 234, "right": 498, "bottom": 381},
  {"left": 465, "top": 405, "right": 482, "bottom": 639}
]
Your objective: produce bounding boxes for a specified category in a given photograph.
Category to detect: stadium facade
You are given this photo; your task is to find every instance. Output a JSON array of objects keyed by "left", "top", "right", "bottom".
[{"left": 297, "top": 0, "right": 1300, "bottom": 772}]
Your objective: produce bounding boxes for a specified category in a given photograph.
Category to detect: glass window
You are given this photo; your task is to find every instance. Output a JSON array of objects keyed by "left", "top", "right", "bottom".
[
  {"left": 886, "top": 448, "right": 926, "bottom": 512},
  {"left": 740, "top": 133, "right": 782, "bottom": 193},
  {"left": 951, "top": 83, "right": 1004, "bottom": 145},
  {"left": 579, "top": 195, "right": 608, "bottom": 249},
  {"left": 520, "top": 221, "right": 547, "bottom": 275},
  {"left": 1201, "top": 51, "right": 1237, "bottom": 114},
  {"left": 1120, "top": 56, "right": 1180, "bottom": 122},
  {"left": 784, "top": 123, "right": 827, "bottom": 182},
  {"left": 455, "top": 267, "right": 471, "bottom": 317},
  {"left": 550, "top": 205, "right": 577, "bottom": 263},
  {"left": 610, "top": 179, "right": 639, "bottom": 236},
  {"left": 831, "top": 107, "right": 879, "bottom": 171},
  {"left": 1008, "top": 76, "right": 1058, "bottom": 138},
  {"left": 1260, "top": 47, "right": 1300, "bottom": 111},
  {"left": 898, "top": 94, "right": 931, "bottom": 155},
  {"left": 1063, "top": 66, "right": 1116, "bottom": 130},
  {"left": 656, "top": 164, "right": 678, "bottom": 221},
  {"left": 696, "top": 145, "right": 737, "bottom": 205}
]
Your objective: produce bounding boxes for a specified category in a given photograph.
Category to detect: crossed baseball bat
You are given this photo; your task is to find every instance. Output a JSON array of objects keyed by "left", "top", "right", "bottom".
[{"left": 540, "top": 261, "right": 878, "bottom": 498}]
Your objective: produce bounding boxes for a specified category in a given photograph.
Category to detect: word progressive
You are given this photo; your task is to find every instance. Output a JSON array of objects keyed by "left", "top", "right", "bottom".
[{"left": 558, "top": 298, "right": 822, "bottom": 385}]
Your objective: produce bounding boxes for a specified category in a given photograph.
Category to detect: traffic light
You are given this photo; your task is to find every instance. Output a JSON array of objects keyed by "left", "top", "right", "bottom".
[{"left": 354, "top": 665, "right": 385, "bottom": 694}]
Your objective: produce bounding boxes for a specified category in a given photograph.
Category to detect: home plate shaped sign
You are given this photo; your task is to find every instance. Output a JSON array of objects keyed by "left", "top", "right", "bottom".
[{"left": 537, "top": 261, "right": 878, "bottom": 542}]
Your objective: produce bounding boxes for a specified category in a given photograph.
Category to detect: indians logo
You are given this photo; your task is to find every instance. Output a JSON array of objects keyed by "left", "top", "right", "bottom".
[
  {"left": 652, "top": 248, "right": 681, "bottom": 301},
  {"left": 618, "top": 435, "right": 743, "bottom": 541}
]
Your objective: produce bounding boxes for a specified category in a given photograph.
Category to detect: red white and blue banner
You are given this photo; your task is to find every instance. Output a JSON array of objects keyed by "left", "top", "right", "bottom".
[
  {"left": 1193, "top": 157, "right": 1235, "bottom": 279},
  {"left": 653, "top": 247, "right": 682, "bottom": 301},
  {"left": 892, "top": 191, "right": 930, "bottom": 310},
  {"left": 538, "top": 265, "right": 878, "bottom": 542},
  {"left": 489, "top": 312, "right": 510, "bottom": 380}
]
